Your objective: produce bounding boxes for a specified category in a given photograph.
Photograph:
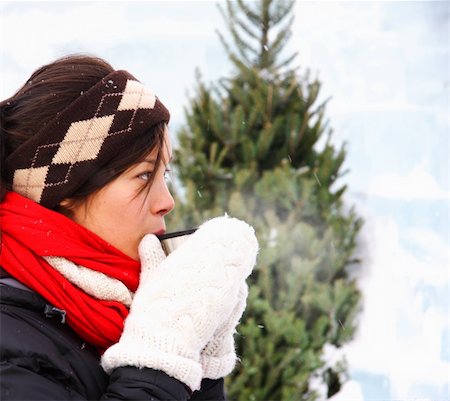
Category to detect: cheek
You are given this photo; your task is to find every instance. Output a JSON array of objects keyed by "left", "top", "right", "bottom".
[
  {"left": 100, "top": 190, "right": 148, "bottom": 229},
  {"left": 90, "top": 188, "right": 134, "bottom": 228},
  {"left": 91, "top": 195, "right": 142, "bottom": 252}
]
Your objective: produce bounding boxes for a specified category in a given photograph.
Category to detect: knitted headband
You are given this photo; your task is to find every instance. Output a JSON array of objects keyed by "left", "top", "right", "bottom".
[{"left": 5, "top": 70, "right": 170, "bottom": 209}]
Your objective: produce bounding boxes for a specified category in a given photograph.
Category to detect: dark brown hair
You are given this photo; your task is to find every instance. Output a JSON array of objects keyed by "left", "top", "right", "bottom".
[{"left": 0, "top": 54, "right": 167, "bottom": 209}]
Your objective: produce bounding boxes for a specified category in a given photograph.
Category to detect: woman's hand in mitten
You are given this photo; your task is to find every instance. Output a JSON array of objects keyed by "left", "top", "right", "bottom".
[
  {"left": 101, "top": 215, "right": 258, "bottom": 392},
  {"left": 136, "top": 233, "right": 167, "bottom": 282},
  {"left": 200, "top": 281, "right": 249, "bottom": 379}
]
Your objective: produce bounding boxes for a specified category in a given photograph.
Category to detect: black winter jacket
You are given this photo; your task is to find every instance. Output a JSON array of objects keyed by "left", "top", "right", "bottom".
[{"left": 0, "top": 283, "right": 226, "bottom": 400}]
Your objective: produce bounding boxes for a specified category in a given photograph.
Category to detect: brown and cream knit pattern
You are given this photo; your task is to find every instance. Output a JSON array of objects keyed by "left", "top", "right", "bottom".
[{"left": 5, "top": 70, "right": 170, "bottom": 209}]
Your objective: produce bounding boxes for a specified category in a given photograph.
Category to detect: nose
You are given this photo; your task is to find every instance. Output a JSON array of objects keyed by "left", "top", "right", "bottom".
[{"left": 151, "top": 180, "right": 175, "bottom": 217}]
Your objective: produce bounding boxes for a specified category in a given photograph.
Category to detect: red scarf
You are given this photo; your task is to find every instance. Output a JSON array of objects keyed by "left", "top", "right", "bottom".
[{"left": 0, "top": 191, "right": 141, "bottom": 351}]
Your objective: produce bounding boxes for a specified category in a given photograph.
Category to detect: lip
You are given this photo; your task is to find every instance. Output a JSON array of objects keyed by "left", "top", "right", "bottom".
[{"left": 154, "top": 229, "right": 166, "bottom": 236}]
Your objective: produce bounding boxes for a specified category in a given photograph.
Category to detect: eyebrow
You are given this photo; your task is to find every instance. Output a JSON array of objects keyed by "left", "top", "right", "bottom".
[{"left": 141, "top": 154, "right": 173, "bottom": 165}]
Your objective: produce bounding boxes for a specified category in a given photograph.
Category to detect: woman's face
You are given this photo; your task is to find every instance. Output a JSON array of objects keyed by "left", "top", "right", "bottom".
[{"left": 64, "top": 130, "right": 175, "bottom": 260}]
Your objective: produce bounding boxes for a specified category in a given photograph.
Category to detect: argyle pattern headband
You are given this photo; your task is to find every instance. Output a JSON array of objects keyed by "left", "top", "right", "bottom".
[{"left": 5, "top": 70, "right": 170, "bottom": 209}]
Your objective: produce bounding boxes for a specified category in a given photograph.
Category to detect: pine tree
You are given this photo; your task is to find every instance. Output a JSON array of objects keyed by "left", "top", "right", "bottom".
[{"left": 168, "top": 0, "right": 363, "bottom": 399}]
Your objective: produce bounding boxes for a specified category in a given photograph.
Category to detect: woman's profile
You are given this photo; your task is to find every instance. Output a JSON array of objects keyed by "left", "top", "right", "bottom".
[{"left": 0, "top": 54, "right": 258, "bottom": 400}]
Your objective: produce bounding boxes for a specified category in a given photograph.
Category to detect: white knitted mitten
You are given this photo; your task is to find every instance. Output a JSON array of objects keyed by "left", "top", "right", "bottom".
[
  {"left": 101, "top": 216, "right": 258, "bottom": 391},
  {"left": 201, "top": 281, "right": 248, "bottom": 379},
  {"left": 136, "top": 234, "right": 167, "bottom": 283}
]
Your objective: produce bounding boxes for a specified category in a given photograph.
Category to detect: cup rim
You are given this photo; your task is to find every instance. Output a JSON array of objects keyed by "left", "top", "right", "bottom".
[{"left": 157, "top": 228, "right": 197, "bottom": 241}]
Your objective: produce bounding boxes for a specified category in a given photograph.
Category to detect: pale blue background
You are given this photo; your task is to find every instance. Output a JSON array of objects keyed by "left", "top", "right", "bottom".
[{"left": 1, "top": 1, "right": 448, "bottom": 399}]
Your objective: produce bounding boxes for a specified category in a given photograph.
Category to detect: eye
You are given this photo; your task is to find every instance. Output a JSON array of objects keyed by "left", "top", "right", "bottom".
[
  {"left": 164, "top": 167, "right": 172, "bottom": 183},
  {"left": 138, "top": 171, "right": 152, "bottom": 181}
]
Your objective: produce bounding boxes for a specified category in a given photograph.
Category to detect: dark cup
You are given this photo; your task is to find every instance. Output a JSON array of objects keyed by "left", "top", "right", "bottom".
[{"left": 157, "top": 228, "right": 197, "bottom": 255}]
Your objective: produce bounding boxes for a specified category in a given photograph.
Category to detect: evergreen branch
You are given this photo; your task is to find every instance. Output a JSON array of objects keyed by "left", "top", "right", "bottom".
[
  {"left": 270, "top": 15, "right": 294, "bottom": 56},
  {"left": 209, "top": 99, "right": 226, "bottom": 142},
  {"left": 229, "top": 83, "right": 250, "bottom": 110},
  {"left": 240, "top": 136, "right": 256, "bottom": 165},
  {"left": 282, "top": 74, "right": 301, "bottom": 103},
  {"left": 236, "top": 0, "right": 262, "bottom": 25},
  {"left": 289, "top": 111, "right": 309, "bottom": 153},
  {"left": 264, "top": 346, "right": 302, "bottom": 397},
  {"left": 218, "top": 3, "right": 254, "bottom": 65},
  {"left": 247, "top": 107, "right": 262, "bottom": 131},
  {"left": 269, "top": 32, "right": 291, "bottom": 70},
  {"left": 216, "top": 30, "right": 253, "bottom": 71},
  {"left": 216, "top": 28, "right": 234, "bottom": 59},
  {"left": 253, "top": 352, "right": 267, "bottom": 392},
  {"left": 229, "top": 20, "right": 258, "bottom": 64},
  {"left": 229, "top": 0, "right": 261, "bottom": 45},
  {"left": 259, "top": 0, "right": 272, "bottom": 68},
  {"left": 256, "top": 121, "right": 275, "bottom": 160},
  {"left": 225, "top": 361, "right": 252, "bottom": 397},
  {"left": 209, "top": 142, "right": 219, "bottom": 166},
  {"left": 231, "top": 105, "right": 245, "bottom": 143},
  {"left": 229, "top": 53, "right": 258, "bottom": 83},
  {"left": 271, "top": 0, "right": 295, "bottom": 25},
  {"left": 226, "top": 0, "right": 257, "bottom": 58},
  {"left": 234, "top": 13, "right": 261, "bottom": 42},
  {"left": 274, "top": 51, "right": 299, "bottom": 71},
  {"left": 305, "top": 80, "right": 321, "bottom": 108},
  {"left": 266, "top": 84, "right": 273, "bottom": 121},
  {"left": 216, "top": 146, "right": 230, "bottom": 168}
]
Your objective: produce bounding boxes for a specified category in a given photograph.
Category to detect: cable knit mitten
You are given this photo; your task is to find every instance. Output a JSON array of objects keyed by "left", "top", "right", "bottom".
[
  {"left": 101, "top": 216, "right": 258, "bottom": 391},
  {"left": 201, "top": 281, "right": 249, "bottom": 379}
]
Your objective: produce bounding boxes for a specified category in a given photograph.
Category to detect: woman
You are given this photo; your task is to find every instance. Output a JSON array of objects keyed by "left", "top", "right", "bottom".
[{"left": 0, "top": 55, "right": 258, "bottom": 400}]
